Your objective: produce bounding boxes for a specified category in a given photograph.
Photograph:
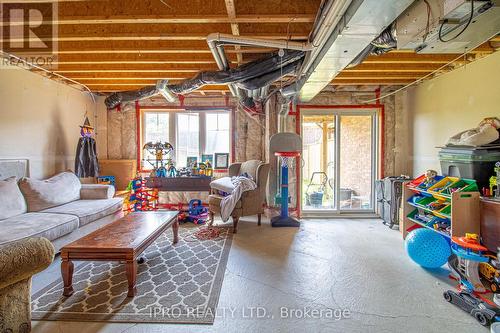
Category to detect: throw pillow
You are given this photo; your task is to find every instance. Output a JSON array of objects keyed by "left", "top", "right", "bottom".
[
  {"left": 0, "top": 177, "right": 27, "bottom": 220},
  {"left": 19, "top": 171, "right": 81, "bottom": 212}
]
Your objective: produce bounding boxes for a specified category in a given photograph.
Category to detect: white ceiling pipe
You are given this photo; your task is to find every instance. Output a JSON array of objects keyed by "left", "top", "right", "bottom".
[{"left": 207, "top": 33, "right": 312, "bottom": 52}]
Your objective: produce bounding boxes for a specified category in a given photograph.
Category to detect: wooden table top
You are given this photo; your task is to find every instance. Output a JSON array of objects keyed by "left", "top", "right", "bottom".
[
  {"left": 62, "top": 211, "right": 178, "bottom": 254},
  {"left": 145, "top": 176, "right": 212, "bottom": 192}
]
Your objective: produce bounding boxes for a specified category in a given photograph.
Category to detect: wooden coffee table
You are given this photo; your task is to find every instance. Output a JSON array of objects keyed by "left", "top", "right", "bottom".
[{"left": 60, "top": 211, "right": 179, "bottom": 297}]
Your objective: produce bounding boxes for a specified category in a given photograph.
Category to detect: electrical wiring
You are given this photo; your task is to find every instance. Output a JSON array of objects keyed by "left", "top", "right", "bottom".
[
  {"left": 1, "top": 51, "right": 96, "bottom": 103},
  {"left": 438, "top": 0, "right": 475, "bottom": 43},
  {"left": 361, "top": 49, "right": 475, "bottom": 104},
  {"left": 422, "top": 0, "right": 432, "bottom": 42}
]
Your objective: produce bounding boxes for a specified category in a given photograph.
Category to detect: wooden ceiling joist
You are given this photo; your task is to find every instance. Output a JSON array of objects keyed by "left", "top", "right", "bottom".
[
  {"left": 225, "top": 0, "right": 243, "bottom": 64},
  {"left": 363, "top": 53, "right": 460, "bottom": 64},
  {"left": 4, "top": 14, "right": 314, "bottom": 26},
  {"left": 1, "top": 34, "right": 308, "bottom": 43},
  {"left": 3, "top": 0, "right": 496, "bottom": 93},
  {"left": 54, "top": 47, "right": 272, "bottom": 55}
]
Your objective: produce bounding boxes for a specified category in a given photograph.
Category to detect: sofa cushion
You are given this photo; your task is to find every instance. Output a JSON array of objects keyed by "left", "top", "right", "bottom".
[
  {"left": 80, "top": 184, "right": 115, "bottom": 199},
  {"left": 19, "top": 172, "right": 81, "bottom": 212},
  {"left": 0, "top": 213, "right": 79, "bottom": 246},
  {"left": 0, "top": 177, "right": 27, "bottom": 220},
  {"left": 41, "top": 198, "right": 123, "bottom": 226}
]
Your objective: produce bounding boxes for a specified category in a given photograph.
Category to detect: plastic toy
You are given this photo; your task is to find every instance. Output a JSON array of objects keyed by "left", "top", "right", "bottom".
[
  {"left": 198, "top": 162, "right": 207, "bottom": 176},
  {"left": 167, "top": 160, "right": 177, "bottom": 177},
  {"left": 191, "top": 162, "right": 199, "bottom": 176},
  {"left": 205, "top": 160, "right": 213, "bottom": 177},
  {"left": 405, "top": 228, "right": 451, "bottom": 268},
  {"left": 271, "top": 151, "right": 301, "bottom": 228},
  {"left": 416, "top": 169, "right": 438, "bottom": 190},
  {"left": 156, "top": 166, "right": 167, "bottom": 178},
  {"left": 479, "top": 255, "right": 500, "bottom": 293},
  {"left": 123, "top": 176, "right": 158, "bottom": 213},
  {"left": 97, "top": 175, "right": 115, "bottom": 186},
  {"left": 450, "top": 233, "right": 489, "bottom": 292},
  {"left": 177, "top": 167, "right": 191, "bottom": 177},
  {"left": 489, "top": 162, "right": 500, "bottom": 198},
  {"left": 443, "top": 289, "right": 500, "bottom": 326},
  {"left": 178, "top": 199, "right": 209, "bottom": 224},
  {"left": 143, "top": 141, "right": 174, "bottom": 177}
]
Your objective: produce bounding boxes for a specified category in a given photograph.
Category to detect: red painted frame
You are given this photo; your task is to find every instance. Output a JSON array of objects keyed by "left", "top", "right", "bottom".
[
  {"left": 295, "top": 97, "right": 385, "bottom": 216},
  {"left": 135, "top": 102, "right": 236, "bottom": 172}
]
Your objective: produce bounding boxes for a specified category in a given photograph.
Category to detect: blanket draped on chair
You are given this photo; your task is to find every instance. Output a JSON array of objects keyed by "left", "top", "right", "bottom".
[{"left": 220, "top": 176, "right": 257, "bottom": 222}]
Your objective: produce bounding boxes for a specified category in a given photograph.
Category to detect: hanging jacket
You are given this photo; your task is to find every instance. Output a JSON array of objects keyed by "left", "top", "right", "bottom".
[{"left": 75, "top": 137, "right": 99, "bottom": 178}]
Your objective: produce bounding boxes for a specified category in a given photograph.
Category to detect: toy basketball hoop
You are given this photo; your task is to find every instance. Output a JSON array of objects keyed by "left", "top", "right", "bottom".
[{"left": 272, "top": 151, "right": 301, "bottom": 228}]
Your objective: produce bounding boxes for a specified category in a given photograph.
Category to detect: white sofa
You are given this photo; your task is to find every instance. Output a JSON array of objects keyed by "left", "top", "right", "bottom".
[{"left": 0, "top": 172, "right": 123, "bottom": 251}]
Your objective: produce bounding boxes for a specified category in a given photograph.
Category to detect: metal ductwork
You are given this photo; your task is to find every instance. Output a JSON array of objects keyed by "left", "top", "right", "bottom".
[
  {"left": 396, "top": 0, "right": 500, "bottom": 54},
  {"left": 298, "top": 0, "right": 415, "bottom": 101}
]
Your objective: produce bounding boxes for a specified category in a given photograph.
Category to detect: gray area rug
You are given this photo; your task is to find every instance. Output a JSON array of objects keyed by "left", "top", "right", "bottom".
[{"left": 31, "top": 226, "right": 232, "bottom": 323}]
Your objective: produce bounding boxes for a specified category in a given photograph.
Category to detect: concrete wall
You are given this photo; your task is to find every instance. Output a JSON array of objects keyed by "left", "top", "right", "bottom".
[
  {"left": 406, "top": 51, "right": 500, "bottom": 176},
  {"left": 0, "top": 68, "right": 97, "bottom": 179}
]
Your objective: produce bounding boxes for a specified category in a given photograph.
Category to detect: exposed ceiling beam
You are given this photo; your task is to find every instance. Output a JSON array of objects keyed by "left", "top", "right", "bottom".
[
  {"left": 363, "top": 53, "right": 461, "bottom": 64},
  {"left": 331, "top": 79, "right": 415, "bottom": 85},
  {"left": 343, "top": 63, "right": 441, "bottom": 72},
  {"left": 334, "top": 72, "right": 424, "bottom": 79},
  {"left": 54, "top": 47, "right": 272, "bottom": 55},
  {"left": 4, "top": 14, "right": 315, "bottom": 26},
  {"left": 1, "top": 33, "right": 308, "bottom": 43},
  {"left": 225, "top": 0, "right": 243, "bottom": 64}
]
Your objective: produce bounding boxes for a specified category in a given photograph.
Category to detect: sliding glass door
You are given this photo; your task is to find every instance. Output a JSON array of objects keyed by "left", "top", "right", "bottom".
[{"left": 301, "top": 108, "right": 378, "bottom": 215}]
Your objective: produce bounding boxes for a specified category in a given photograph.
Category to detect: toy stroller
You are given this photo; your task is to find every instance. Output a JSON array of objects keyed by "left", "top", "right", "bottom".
[{"left": 305, "top": 172, "right": 328, "bottom": 207}]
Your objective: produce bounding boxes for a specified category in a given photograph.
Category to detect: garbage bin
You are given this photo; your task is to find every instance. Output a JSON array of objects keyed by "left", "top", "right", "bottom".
[{"left": 439, "top": 146, "right": 500, "bottom": 190}]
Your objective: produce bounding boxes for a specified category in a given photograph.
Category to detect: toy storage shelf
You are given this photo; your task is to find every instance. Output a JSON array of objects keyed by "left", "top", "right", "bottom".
[{"left": 401, "top": 176, "right": 480, "bottom": 239}]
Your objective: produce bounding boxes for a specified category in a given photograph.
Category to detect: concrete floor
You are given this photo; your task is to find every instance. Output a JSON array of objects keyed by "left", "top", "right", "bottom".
[{"left": 32, "top": 218, "right": 488, "bottom": 333}]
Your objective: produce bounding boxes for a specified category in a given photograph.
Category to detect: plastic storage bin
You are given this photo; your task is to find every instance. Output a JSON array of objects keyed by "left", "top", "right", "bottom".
[{"left": 439, "top": 146, "right": 500, "bottom": 190}]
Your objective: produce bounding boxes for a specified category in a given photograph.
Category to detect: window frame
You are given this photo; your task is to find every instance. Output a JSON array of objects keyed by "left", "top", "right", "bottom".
[{"left": 139, "top": 108, "right": 234, "bottom": 171}]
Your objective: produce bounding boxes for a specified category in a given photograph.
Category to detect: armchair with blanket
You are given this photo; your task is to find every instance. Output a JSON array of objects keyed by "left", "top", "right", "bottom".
[{"left": 208, "top": 160, "right": 270, "bottom": 233}]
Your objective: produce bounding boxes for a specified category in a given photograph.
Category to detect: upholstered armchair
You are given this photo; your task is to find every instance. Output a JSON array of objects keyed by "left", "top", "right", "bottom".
[
  {"left": 0, "top": 238, "right": 54, "bottom": 333},
  {"left": 208, "top": 160, "right": 270, "bottom": 233}
]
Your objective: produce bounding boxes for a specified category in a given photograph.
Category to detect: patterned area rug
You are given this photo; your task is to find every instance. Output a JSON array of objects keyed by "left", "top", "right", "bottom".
[{"left": 31, "top": 225, "right": 232, "bottom": 323}]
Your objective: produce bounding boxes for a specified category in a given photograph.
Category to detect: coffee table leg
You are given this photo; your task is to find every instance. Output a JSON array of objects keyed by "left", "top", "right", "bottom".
[
  {"left": 61, "top": 258, "right": 74, "bottom": 297},
  {"left": 173, "top": 217, "right": 179, "bottom": 244},
  {"left": 125, "top": 259, "right": 137, "bottom": 297}
]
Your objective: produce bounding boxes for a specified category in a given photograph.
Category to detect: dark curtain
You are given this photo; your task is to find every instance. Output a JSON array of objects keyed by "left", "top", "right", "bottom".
[{"left": 75, "top": 137, "right": 99, "bottom": 177}]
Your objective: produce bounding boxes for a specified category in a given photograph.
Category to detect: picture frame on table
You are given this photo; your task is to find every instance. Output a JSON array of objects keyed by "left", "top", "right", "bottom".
[
  {"left": 214, "top": 153, "right": 229, "bottom": 169},
  {"left": 186, "top": 156, "right": 198, "bottom": 168}
]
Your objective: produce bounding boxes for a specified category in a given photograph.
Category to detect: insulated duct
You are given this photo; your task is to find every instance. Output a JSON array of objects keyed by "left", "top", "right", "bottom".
[
  {"left": 104, "top": 50, "right": 305, "bottom": 109},
  {"left": 347, "top": 23, "right": 397, "bottom": 68}
]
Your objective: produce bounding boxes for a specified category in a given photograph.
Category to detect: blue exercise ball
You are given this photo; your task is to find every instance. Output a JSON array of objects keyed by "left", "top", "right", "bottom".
[{"left": 405, "top": 228, "right": 451, "bottom": 268}]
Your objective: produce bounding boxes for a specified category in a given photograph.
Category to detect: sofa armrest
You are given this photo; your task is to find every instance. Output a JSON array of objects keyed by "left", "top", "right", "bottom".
[
  {"left": 80, "top": 184, "right": 115, "bottom": 199},
  {"left": 0, "top": 238, "right": 54, "bottom": 290}
]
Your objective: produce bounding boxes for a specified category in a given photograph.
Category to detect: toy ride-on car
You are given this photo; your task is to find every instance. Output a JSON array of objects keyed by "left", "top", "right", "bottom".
[{"left": 443, "top": 290, "right": 500, "bottom": 326}]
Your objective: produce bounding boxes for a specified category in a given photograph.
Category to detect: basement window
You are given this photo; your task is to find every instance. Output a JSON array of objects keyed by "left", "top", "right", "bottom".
[{"left": 141, "top": 110, "right": 231, "bottom": 170}]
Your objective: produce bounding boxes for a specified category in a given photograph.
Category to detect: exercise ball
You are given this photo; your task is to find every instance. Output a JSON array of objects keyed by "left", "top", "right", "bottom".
[{"left": 405, "top": 228, "right": 451, "bottom": 268}]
